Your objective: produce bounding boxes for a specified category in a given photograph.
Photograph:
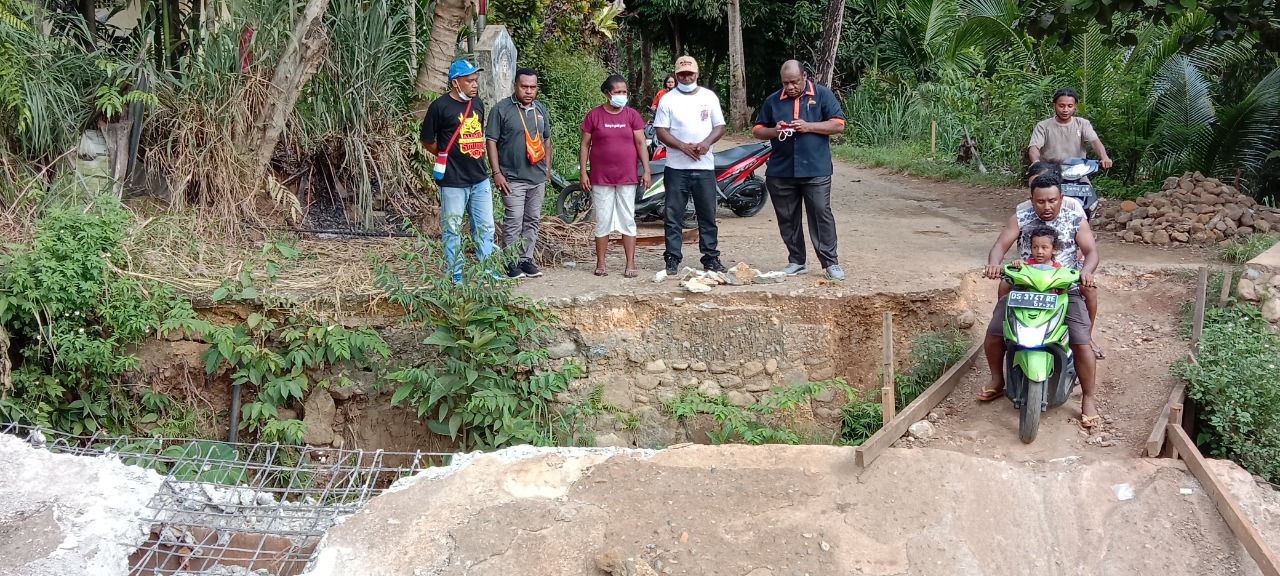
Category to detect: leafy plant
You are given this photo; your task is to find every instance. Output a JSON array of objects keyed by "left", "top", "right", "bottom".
[
  {"left": 839, "top": 390, "right": 884, "bottom": 446},
  {"left": 0, "top": 196, "right": 198, "bottom": 434},
  {"left": 375, "top": 232, "right": 582, "bottom": 450},
  {"left": 893, "top": 328, "right": 970, "bottom": 409},
  {"left": 1174, "top": 304, "right": 1280, "bottom": 483},
  {"left": 557, "top": 383, "right": 627, "bottom": 445},
  {"left": 189, "top": 309, "right": 390, "bottom": 445},
  {"left": 663, "top": 379, "right": 854, "bottom": 445}
]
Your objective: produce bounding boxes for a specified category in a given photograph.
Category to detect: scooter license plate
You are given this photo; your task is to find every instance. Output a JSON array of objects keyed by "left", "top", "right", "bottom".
[{"left": 1008, "top": 291, "right": 1058, "bottom": 310}]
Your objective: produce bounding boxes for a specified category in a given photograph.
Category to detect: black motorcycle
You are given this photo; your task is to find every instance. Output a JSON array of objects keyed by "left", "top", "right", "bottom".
[{"left": 555, "top": 140, "right": 772, "bottom": 228}]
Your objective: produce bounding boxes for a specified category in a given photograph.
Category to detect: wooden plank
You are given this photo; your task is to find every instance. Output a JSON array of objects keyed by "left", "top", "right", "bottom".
[
  {"left": 1219, "top": 266, "right": 1233, "bottom": 307},
  {"left": 1168, "top": 403, "right": 1184, "bottom": 460},
  {"left": 1167, "top": 424, "right": 1280, "bottom": 576},
  {"left": 856, "top": 342, "right": 982, "bottom": 469},
  {"left": 881, "top": 312, "right": 895, "bottom": 425},
  {"left": 1145, "top": 381, "right": 1186, "bottom": 457},
  {"left": 1192, "top": 266, "right": 1208, "bottom": 352}
]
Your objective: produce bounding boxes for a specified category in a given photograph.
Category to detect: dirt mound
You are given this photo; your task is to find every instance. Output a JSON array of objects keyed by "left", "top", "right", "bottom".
[
  {"left": 1096, "top": 172, "right": 1280, "bottom": 246},
  {"left": 303, "top": 444, "right": 1278, "bottom": 576}
]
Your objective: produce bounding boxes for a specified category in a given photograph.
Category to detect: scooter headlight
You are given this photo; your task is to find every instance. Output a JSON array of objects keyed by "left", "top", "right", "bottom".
[
  {"left": 1061, "top": 163, "right": 1090, "bottom": 180},
  {"left": 1014, "top": 322, "right": 1049, "bottom": 347}
]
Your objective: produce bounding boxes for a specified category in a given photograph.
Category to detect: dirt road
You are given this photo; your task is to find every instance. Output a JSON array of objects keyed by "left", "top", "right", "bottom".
[{"left": 519, "top": 138, "right": 1210, "bottom": 301}]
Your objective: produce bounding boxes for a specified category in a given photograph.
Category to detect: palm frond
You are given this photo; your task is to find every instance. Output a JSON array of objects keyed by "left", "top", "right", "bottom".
[
  {"left": 949, "top": 0, "right": 1033, "bottom": 71},
  {"left": 1149, "top": 55, "right": 1216, "bottom": 175},
  {"left": 1198, "top": 68, "right": 1280, "bottom": 178}
]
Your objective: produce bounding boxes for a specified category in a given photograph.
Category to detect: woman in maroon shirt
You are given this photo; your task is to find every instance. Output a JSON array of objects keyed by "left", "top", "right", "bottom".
[{"left": 579, "top": 75, "right": 652, "bottom": 277}]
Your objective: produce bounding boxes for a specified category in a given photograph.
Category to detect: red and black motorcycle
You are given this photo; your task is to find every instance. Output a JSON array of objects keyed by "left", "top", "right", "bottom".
[{"left": 555, "top": 136, "right": 772, "bottom": 227}]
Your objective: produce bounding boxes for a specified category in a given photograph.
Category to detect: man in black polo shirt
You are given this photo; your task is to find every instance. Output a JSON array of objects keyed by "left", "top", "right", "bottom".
[{"left": 752, "top": 60, "right": 847, "bottom": 280}]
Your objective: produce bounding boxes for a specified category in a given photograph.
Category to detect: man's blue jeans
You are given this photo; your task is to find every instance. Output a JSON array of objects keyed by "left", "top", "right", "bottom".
[{"left": 439, "top": 179, "right": 497, "bottom": 278}]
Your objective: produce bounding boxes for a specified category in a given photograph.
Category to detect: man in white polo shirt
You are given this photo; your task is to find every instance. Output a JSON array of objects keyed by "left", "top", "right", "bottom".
[{"left": 654, "top": 55, "right": 727, "bottom": 274}]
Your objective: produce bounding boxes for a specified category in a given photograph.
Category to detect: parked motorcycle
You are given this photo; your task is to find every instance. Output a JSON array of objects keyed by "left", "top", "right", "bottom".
[
  {"left": 1000, "top": 262, "right": 1081, "bottom": 444},
  {"left": 555, "top": 140, "right": 772, "bottom": 228},
  {"left": 1059, "top": 157, "right": 1100, "bottom": 219}
]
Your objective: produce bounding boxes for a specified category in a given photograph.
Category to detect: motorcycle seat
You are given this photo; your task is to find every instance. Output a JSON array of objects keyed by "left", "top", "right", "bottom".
[{"left": 713, "top": 143, "right": 769, "bottom": 169}]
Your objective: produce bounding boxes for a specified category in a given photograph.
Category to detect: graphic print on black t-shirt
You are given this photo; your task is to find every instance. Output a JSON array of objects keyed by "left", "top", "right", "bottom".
[{"left": 420, "top": 95, "right": 488, "bottom": 188}]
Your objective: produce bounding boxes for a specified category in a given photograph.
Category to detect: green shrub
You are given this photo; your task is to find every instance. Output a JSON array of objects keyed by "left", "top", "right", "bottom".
[
  {"left": 538, "top": 49, "right": 610, "bottom": 178},
  {"left": 1174, "top": 305, "right": 1280, "bottom": 483},
  {"left": 663, "top": 379, "right": 854, "bottom": 445},
  {"left": 374, "top": 232, "right": 581, "bottom": 450},
  {"left": 1217, "top": 233, "right": 1279, "bottom": 264},
  {"left": 0, "top": 197, "right": 196, "bottom": 434}
]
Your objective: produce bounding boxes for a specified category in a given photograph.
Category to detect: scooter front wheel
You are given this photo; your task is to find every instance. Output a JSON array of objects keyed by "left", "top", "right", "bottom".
[
  {"left": 556, "top": 183, "right": 592, "bottom": 224},
  {"left": 1019, "top": 378, "right": 1045, "bottom": 444}
]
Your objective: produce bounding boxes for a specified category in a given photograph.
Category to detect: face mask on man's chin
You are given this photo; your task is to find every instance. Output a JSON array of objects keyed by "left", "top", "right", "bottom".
[
  {"left": 676, "top": 81, "right": 697, "bottom": 93},
  {"left": 453, "top": 84, "right": 471, "bottom": 101}
]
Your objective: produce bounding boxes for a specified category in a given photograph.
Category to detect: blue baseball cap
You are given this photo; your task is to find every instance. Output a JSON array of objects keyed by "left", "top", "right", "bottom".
[{"left": 448, "top": 59, "right": 483, "bottom": 80}]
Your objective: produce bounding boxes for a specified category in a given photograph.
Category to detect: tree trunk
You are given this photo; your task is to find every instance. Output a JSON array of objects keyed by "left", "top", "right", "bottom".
[
  {"left": 244, "top": 0, "right": 331, "bottom": 181},
  {"left": 408, "top": 0, "right": 417, "bottom": 73},
  {"left": 79, "top": 0, "right": 97, "bottom": 41},
  {"left": 414, "top": 0, "right": 471, "bottom": 101},
  {"left": 641, "top": 32, "right": 653, "bottom": 106},
  {"left": 815, "top": 0, "right": 845, "bottom": 86},
  {"left": 727, "top": 0, "right": 748, "bottom": 130},
  {"left": 668, "top": 16, "right": 682, "bottom": 56}
]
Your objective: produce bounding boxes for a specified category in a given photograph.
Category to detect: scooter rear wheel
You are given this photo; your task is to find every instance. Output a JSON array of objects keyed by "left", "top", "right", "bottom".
[
  {"left": 1019, "top": 378, "right": 1045, "bottom": 444},
  {"left": 556, "top": 183, "right": 592, "bottom": 224}
]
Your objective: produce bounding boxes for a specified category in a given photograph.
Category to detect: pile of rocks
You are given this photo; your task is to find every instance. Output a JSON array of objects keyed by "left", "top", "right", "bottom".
[
  {"left": 654, "top": 262, "right": 787, "bottom": 292},
  {"left": 1095, "top": 172, "right": 1280, "bottom": 245}
]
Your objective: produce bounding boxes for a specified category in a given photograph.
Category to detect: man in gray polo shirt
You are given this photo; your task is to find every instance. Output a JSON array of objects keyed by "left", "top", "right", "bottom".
[{"left": 486, "top": 67, "right": 552, "bottom": 278}]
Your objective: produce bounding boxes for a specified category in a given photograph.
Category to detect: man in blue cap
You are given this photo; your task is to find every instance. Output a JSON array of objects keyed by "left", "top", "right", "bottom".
[{"left": 420, "top": 59, "right": 499, "bottom": 282}]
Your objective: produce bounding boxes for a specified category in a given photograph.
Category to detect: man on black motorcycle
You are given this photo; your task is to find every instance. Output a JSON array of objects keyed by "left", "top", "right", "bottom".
[
  {"left": 978, "top": 175, "right": 1104, "bottom": 429},
  {"left": 1028, "top": 88, "right": 1113, "bottom": 169}
]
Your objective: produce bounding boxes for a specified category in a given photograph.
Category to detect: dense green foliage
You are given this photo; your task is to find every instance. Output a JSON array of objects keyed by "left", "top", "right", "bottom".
[
  {"left": 664, "top": 379, "right": 854, "bottom": 445},
  {"left": 375, "top": 233, "right": 581, "bottom": 450},
  {"left": 0, "top": 197, "right": 196, "bottom": 433},
  {"left": 536, "top": 49, "right": 611, "bottom": 178},
  {"left": 1174, "top": 305, "right": 1280, "bottom": 484},
  {"left": 840, "top": 328, "right": 970, "bottom": 445}
]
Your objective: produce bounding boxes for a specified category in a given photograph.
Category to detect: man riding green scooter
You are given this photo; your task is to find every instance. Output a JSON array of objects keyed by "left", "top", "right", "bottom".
[{"left": 978, "top": 175, "right": 1103, "bottom": 430}]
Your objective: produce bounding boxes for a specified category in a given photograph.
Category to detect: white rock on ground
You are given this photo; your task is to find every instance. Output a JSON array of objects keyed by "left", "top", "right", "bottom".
[
  {"left": 908, "top": 420, "right": 936, "bottom": 439},
  {"left": 0, "top": 433, "right": 164, "bottom": 576}
]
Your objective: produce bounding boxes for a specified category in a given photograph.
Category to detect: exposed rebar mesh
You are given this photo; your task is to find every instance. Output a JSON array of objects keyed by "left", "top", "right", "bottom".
[{"left": 1, "top": 422, "right": 452, "bottom": 576}]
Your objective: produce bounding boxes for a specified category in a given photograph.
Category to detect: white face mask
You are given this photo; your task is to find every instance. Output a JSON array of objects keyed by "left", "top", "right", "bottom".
[
  {"left": 609, "top": 94, "right": 628, "bottom": 108},
  {"left": 453, "top": 82, "right": 470, "bottom": 101},
  {"left": 676, "top": 81, "right": 697, "bottom": 93}
]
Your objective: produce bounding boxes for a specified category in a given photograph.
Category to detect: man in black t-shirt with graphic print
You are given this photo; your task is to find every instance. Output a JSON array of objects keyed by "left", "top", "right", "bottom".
[{"left": 420, "top": 59, "right": 500, "bottom": 282}]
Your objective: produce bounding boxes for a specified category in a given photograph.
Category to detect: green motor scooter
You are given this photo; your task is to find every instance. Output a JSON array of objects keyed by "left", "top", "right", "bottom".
[{"left": 1001, "top": 263, "right": 1080, "bottom": 443}]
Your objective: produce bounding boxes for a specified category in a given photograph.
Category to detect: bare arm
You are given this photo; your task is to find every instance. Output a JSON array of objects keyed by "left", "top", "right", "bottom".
[
  {"left": 485, "top": 139, "right": 510, "bottom": 194},
  {"left": 1090, "top": 139, "right": 1113, "bottom": 169},
  {"left": 752, "top": 125, "right": 779, "bottom": 140},
  {"left": 544, "top": 138, "right": 552, "bottom": 180},
  {"left": 1075, "top": 220, "right": 1100, "bottom": 284},
  {"left": 985, "top": 214, "right": 1022, "bottom": 278},
  {"left": 422, "top": 141, "right": 438, "bottom": 155},
  {"left": 1027, "top": 146, "right": 1041, "bottom": 162},
  {"left": 578, "top": 130, "right": 592, "bottom": 190},
  {"left": 656, "top": 127, "right": 698, "bottom": 160},
  {"left": 633, "top": 129, "right": 651, "bottom": 189}
]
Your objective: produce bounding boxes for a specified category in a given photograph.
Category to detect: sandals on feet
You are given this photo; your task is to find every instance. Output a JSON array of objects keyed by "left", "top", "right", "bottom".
[
  {"left": 1080, "top": 414, "right": 1103, "bottom": 429},
  {"left": 594, "top": 268, "right": 608, "bottom": 277},
  {"left": 623, "top": 269, "right": 638, "bottom": 278},
  {"left": 1091, "top": 345, "right": 1106, "bottom": 360},
  {"left": 975, "top": 387, "right": 1004, "bottom": 402}
]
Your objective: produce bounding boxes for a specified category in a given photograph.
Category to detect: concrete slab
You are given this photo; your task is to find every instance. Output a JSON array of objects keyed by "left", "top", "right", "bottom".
[{"left": 1247, "top": 240, "right": 1280, "bottom": 275}]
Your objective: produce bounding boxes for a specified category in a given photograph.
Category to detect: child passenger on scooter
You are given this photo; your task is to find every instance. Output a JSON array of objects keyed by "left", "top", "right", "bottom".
[
  {"left": 997, "top": 226, "right": 1063, "bottom": 300},
  {"left": 996, "top": 226, "right": 1102, "bottom": 357}
]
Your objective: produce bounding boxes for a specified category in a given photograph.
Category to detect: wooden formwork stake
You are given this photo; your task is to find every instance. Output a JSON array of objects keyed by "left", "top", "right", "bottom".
[
  {"left": 1168, "top": 402, "right": 1184, "bottom": 460},
  {"left": 1219, "top": 266, "right": 1233, "bottom": 307},
  {"left": 1192, "top": 266, "right": 1208, "bottom": 353},
  {"left": 930, "top": 121, "right": 937, "bottom": 156},
  {"left": 882, "top": 312, "right": 895, "bottom": 425},
  {"left": 1167, "top": 424, "right": 1280, "bottom": 576}
]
